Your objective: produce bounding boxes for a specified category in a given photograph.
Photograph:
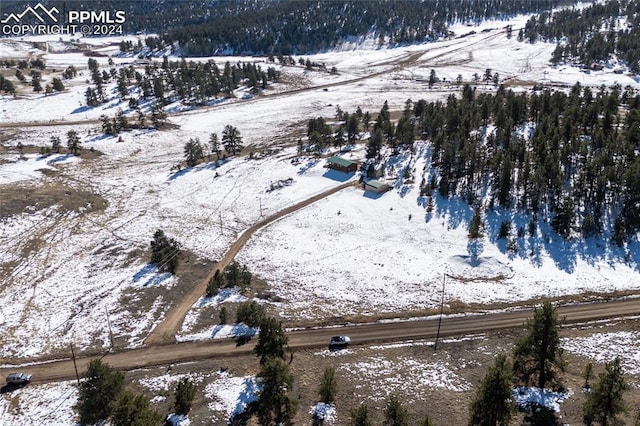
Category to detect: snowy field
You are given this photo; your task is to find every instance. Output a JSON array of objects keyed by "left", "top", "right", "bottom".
[{"left": 0, "top": 8, "right": 639, "bottom": 362}]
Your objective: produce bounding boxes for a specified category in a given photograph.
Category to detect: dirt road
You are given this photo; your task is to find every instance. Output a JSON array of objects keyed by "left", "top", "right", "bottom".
[
  {"left": 3, "top": 297, "right": 638, "bottom": 384},
  {"left": 144, "top": 180, "right": 357, "bottom": 345},
  {"left": 0, "top": 30, "right": 505, "bottom": 131}
]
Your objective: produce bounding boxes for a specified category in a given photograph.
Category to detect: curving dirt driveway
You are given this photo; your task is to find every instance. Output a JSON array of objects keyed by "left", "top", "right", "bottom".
[{"left": 144, "top": 179, "right": 358, "bottom": 345}]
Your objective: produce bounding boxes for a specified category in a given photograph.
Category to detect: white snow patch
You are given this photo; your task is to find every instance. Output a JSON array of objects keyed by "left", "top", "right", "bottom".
[
  {"left": 310, "top": 402, "right": 336, "bottom": 424},
  {"left": 166, "top": 413, "right": 190, "bottom": 426},
  {"left": 177, "top": 287, "right": 250, "bottom": 342},
  {"left": 513, "top": 387, "right": 573, "bottom": 413},
  {"left": 205, "top": 371, "right": 260, "bottom": 421},
  {"left": 0, "top": 381, "right": 77, "bottom": 425},
  {"left": 139, "top": 372, "right": 202, "bottom": 393},
  {"left": 340, "top": 355, "right": 470, "bottom": 401},
  {"left": 0, "top": 153, "right": 80, "bottom": 184},
  {"left": 561, "top": 331, "right": 640, "bottom": 374}
]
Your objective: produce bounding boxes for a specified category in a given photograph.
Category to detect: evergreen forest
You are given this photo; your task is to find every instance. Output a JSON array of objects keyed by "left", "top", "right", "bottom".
[
  {"left": 2, "top": 0, "right": 567, "bottom": 55},
  {"left": 521, "top": 0, "right": 640, "bottom": 73},
  {"left": 367, "top": 83, "right": 640, "bottom": 246}
]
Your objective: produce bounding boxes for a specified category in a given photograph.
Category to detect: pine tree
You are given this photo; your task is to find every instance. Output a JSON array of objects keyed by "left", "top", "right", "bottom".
[
  {"left": 219, "top": 306, "right": 228, "bottom": 324},
  {"left": 257, "top": 357, "right": 297, "bottom": 426},
  {"left": 235, "top": 300, "right": 265, "bottom": 328},
  {"left": 334, "top": 125, "right": 346, "bottom": 151},
  {"left": 151, "top": 103, "right": 167, "bottom": 129},
  {"left": 110, "top": 390, "right": 161, "bottom": 426},
  {"left": 209, "top": 132, "right": 221, "bottom": 160},
  {"left": 101, "top": 115, "right": 114, "bottom": 135},
  {"left": 150, "top": 229, "right": 180, "bottom": 274},
  {"left": 213, "top": 269, "right": 224, "bottom": 288},
  {"left": 363, "top": 111, "right": 371, "bottom": 131},
  {"left": 318, "top": 367, "right": 337, "bottom": 404},
  {"left": 584, "top": 357, "right": 628, "bottom": 426},
  {"left": 347, "top": 113, "right": 359, "bottom": 144},
  {"left": 224, "top": 260, "right": 241, "bottom": 286},
  {"left": 50, "top": 135, "right": 61, "bottom": 153},
  {"left": 583, "top": 362, "right": 593, "bottom": 390},
  {"left": 174, "top": 377, "right": 197, "bottom": 415},
  {"left": 66, "top": 130, "right": 81, "bottom": 155},
  {"left": 115, "top": 108, "right": 129, "bottom": 132},
  {"left": 468, "top": 207, "right": 484, "bottom": 239},
  {"left": 85, "top": 87, "right": 99, "bottom": 106},
  {"left": 75, "top": 359, "right": 124, "bottom": 425},
  {"left": 513, "top": 301, "right": 564, "bottom": 389},
  {"left": 498, "top": 220, "right": 511, "bottom": 239},
  {"left": 383, "top": 394, "right": 409, "bottom": 426},
  {"left": 429, "top": 69, "right": 437, "bottom": 88},
  {"left": 551, "top": 196, "right": 575, "bottom": 238},
  {"left": 184, "top": 137, "right": 204, "bottom": 167},
  {"left": 350, "top": 404, "right": 372, "bottom": 426},
  {"left": 468, "top": 354, "right": 515, "bottom": 426},
  {"left": 254, "top": 316, "right": 288, "bottom": 365},
  {"left": 206, "top": 275, "right": 219, "bottom": 298},
  {"left": 222, "top": 124, "right": 244, "bottom": 155},
  {"left": 52, "top": 77, "right": 65, "bottom": 91},
  {"left": 32, "top": 75, "right": 42, "bottom": 92},
  {"left": 366, "top": 129, "right": 383, "bottom": 159},
  {"left": 421, "top": 414, "right": 436, "bottom": 426}
]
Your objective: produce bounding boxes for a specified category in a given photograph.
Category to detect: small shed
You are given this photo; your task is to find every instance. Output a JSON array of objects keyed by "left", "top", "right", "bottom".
[
  {"left": 327, "top": 156, "right": 358, "bottom": 173},
  {"left": 364, "top": 179, "right": 390, "bottom": 193}
]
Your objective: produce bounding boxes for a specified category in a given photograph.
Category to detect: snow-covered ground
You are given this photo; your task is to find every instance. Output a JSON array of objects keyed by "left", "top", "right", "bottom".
[
  {"left": 0, "top": 380, "right": 77, "bottom": 425},
  {"left": 562, "top": 331, "right": 640, "bottom": 375},
  {"left": 0, "top": 5, "right": 639, "bottom": 361},
  {"left": 1, "top": 5, "right": 640, "bottom": 425}
]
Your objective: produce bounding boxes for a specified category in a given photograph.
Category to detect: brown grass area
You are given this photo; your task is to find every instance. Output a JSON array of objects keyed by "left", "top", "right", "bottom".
[
  {"left": 124, "top": 317, "right": 640, "bottom": 425},
  {"left": 0, "top": 181, "right": 107, "bottom": 218}
]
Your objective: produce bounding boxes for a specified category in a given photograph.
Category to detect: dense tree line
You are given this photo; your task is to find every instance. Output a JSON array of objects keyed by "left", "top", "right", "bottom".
[
  {"left": 159, "top": 0, "right": 568, "bottom": 56},
  {"left": 85, "top": 56, "right": 279, "bottom": 108},
  {"left": 405, "top": 83, "right": 640, "bottom": 245},
  {"left": 520, "top": 0, "right": 640, "bottom": 73},
  {"left": 2, "top": 0, "right": 566, "bottom": 56}
]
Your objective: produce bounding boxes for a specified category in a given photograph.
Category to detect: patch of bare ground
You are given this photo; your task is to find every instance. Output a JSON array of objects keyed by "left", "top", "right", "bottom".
[
  {"left": 0, "top": 180, "right": 107, "bottom": 218},
  {"left": 278, "top": 72, "right": 312, "bottom": 90},
  {"left": 122, "top": 317, "right": 640, "bottom": 425}
]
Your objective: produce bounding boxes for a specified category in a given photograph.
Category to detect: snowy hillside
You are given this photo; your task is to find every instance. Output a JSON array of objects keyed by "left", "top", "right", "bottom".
[{"left": 1, "top": 3, "right": 640, "bottom": 425}]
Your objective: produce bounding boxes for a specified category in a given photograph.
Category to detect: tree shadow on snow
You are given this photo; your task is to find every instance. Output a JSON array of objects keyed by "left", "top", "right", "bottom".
[
  {"left": 297, "top": 159, "right": 319, "bottom": 175},
  {"left": 71, "top": 105, "right": 92, "bottom": 114}
]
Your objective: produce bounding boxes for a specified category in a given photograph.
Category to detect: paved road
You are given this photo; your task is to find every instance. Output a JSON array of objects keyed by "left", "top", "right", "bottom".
[{"left": 2, "top": 297, "right": 638, "bottom": 384}]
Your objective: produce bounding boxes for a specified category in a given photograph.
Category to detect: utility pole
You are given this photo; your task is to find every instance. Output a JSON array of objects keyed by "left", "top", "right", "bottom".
[
  {"left": 70, "top": 343, "right": 80, "bottom": 385},
  {"left": 434, "top": 273, "right": 445, "bottom": 351},
  {"left": 105, "top": 306, "right": 114, "bottom": 349},
  {"left": 219, "top": 211, "right": 223, "bottom": 234},
  {"left": 259, "top": 198, "right": 263, "bottom": 217}
]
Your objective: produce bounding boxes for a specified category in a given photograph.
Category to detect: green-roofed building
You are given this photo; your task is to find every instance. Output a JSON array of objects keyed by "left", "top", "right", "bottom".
[
  {"left": 364, "top": 179, "right": 390, "bottom": 193},
  {"left": 327, "top": 156, "right": 358, "bottom": 173}
]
